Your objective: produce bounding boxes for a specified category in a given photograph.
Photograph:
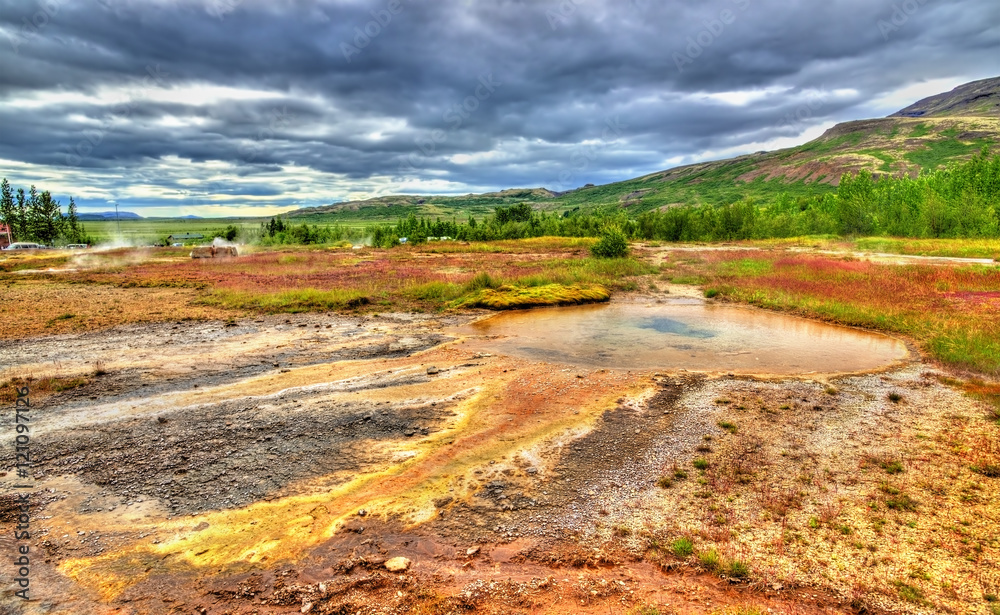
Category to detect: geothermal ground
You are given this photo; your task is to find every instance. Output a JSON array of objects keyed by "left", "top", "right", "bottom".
[{"left": 1, "top": 246, "right": 999, "bottom": 615}]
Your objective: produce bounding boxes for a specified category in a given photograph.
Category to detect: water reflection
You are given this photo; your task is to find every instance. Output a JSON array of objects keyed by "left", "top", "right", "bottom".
[{"left": 451, "top": 302, "right": 908, "bottom": 374}]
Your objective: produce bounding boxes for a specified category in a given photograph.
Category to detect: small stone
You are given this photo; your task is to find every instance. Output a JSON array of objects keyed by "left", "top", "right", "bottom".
[
  {"left": 157, "top": 417, "right": 168, "bottom": 424},
  {"left": 426, "top": 366, "right": 440, "bottom": 375},
  {"left": 358, "top": 509, "right": 367, "bottom": 517},
  {"left": 384, "top": 557, "right": 411, "bottom": 572},
  {"left": 301, "top": 603, "right": 313, "bottom": 613},
  {"left": 466, "top": 546, "right": 480, "bottom": 557}
]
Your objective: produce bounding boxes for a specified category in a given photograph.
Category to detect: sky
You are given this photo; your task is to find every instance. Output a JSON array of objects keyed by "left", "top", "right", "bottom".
[{"left": 1, "top": 0, "right": 999, "bottom": 217}]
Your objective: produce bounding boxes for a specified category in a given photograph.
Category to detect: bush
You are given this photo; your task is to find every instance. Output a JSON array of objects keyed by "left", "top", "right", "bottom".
[{"left": 590, "top": 227, "right": 630, "bottom": 258}]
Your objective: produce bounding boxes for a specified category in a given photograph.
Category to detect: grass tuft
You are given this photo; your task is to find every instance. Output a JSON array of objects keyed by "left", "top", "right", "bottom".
[
  {"left": 891, "top": 580, "right": 927, "bottom": 605},
  {"left": 698, "top": 548, "right": 721, "bottom": 571},
  {"left": 451, "top": 283, "right": 610, "bottom": 310},
  {"left": 717, "top": 421, "right": 738, "bottom": 434},
  {"left": 671, "top": 537, "right": 694, "bottom": 557},
  {"left": 726, "top": 559, "right": 751, "bottom": 579}
]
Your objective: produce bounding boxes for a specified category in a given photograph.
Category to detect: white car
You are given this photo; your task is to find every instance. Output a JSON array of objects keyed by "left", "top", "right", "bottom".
[{"left": 3, "top": 242, "right": 46, "bottom": 250}]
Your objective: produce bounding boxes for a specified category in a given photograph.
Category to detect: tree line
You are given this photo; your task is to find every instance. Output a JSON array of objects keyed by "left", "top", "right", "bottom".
[
  {"left": 0, "top": 179, "right": 90, "bottom": 245},
  {"left": 364, "top": 148, "right": 1000, "bottom": 246}
]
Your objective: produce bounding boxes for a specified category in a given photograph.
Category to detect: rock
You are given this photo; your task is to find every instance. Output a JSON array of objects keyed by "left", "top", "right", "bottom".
[
  {"left": 384, "top": 556, "right": 411, "bottom": 572},
  {"left": 301, "top": 602, "right": 313, "bottom": 613},
  {"left": 358, "top": 509, "right": 367, "bottom": 517},
  {"left": 426, "top": 366, "right": 440, "bottom": 375},
  {"left": 466, "top": 546, "right": 480, "bottom": 557},
  {"left": 157, "top": 417, "right": 168, "bottom": 424}
]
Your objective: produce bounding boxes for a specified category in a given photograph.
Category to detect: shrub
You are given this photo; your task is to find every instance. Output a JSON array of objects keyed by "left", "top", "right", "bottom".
[
  {"left": 693, "top": 458, "right": 709, "bottom": 470},
  {"left": 590, "top": 227, "right": 630, "bottom": 259},
  {"left": 656, "top": 476, "right": 673, "bottom": 489},
  {"left": 704, "top": 288, "right": 720, "bottom": 298}
]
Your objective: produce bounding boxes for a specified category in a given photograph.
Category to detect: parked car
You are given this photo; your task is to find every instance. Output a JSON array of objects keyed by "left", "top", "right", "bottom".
[
  {"left": 65, "top": 244, "right": 89, "bottom": 249},
  {"left": 3, "top": 242, "right": 46, "bottom": 250}
]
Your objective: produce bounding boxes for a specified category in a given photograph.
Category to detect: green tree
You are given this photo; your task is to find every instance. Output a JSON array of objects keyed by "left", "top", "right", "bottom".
[
  {"left": 31, "top": 190, "right": 64, "bottom": 245},
  {"left": 65, "top": 196, "right": 83, "bottom": 243},
  {"left": 0, "top": 178, "right": 16, "bottom": 241},
  {"left": 14, "top": 188, "right": 28, "bottom": 240}
]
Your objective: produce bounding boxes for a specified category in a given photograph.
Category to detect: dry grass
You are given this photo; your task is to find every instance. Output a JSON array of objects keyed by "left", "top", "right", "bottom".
[
  {"left": 0, "top": 374, "right": 91, "bottom": 405},
  {"left": 0, "top": 280, "right": 233, "bottom": 339},
  {"left": 631, "top": 373, "right": 1000, "bottom": 614}
]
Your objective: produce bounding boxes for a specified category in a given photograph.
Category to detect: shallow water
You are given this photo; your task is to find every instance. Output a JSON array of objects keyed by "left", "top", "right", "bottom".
[{"left": 453, "top": 301, "right": 909, "bottom": 374}]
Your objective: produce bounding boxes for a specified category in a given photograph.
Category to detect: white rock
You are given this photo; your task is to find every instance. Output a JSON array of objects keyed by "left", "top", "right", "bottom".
[{"left": 384, "top": 556, "right": 411, "bottom": 572}]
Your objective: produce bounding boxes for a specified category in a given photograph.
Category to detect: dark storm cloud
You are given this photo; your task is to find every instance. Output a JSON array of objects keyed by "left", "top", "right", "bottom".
[{"left": 1, "top": 0, "right": 998, "bottom": 212}]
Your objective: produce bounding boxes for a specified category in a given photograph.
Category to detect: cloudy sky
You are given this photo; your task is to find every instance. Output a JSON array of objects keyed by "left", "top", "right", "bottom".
[{"left": 1, "top": 0, "right": 998, "bottom": 216}]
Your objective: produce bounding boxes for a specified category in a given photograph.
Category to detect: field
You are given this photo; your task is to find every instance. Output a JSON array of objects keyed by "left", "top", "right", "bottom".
[{"left": 1, "top": 237, "right": 999, "bottom": 615}]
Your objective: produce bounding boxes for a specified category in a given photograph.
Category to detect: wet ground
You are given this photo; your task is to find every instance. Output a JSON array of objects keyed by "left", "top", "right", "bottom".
[{"left": 1, "top": 294, "right": 997, "bottom": 615}]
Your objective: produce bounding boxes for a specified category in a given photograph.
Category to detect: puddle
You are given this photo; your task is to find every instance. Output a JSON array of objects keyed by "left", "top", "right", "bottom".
[{"left": 452, "top": 302, "right": 909, "bottom": 374}]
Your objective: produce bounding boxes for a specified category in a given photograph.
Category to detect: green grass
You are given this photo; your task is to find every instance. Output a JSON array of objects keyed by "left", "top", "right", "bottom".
[
  {"left": 717, "top": 421, "right": 738, "bottom": 434},
  {"left": 891, "top": 580, "right": 928, "bottom": 605},
  {"left": 852, "top": 237, "right": 1000, "bottom": 259},
  {"left": 202, "top": 288, "right": 370, "bottom": 313},
  {"left": 671, "top": 537, "right": 694, "bottom": 557},
  {"left": 698, "top": 548, "right": 721, "bottom": 571},
  {"left": 726, "top": 559, "right": 751, "bottom": 579},
  {"left": 904, "top": 138, "right": 989, "bottom": 170},
  {"left": 451, "top": 283, "right": 610, "bottom": 310},
  {"left": 692, "top": 458, "right": 709, "bottom": 470}
]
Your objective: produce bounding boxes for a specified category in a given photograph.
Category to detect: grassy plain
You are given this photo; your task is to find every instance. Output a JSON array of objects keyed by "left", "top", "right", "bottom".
[{"left": 657, "top": 249, "right": 1000, "bottom": 375}]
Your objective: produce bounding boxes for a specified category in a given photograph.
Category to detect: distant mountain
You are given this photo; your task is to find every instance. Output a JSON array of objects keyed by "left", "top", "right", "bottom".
[
  {"left": 291, "top": 76, "right": 1000, "bottom": 219},
  {"left": 78, "top": 211, "right": 143, "bottom": 221},
  {"left": 290, "top": 188, "right": 558, "bottom": 220},
  {"left": 179, "top": 215, "right": 202, "bottom": 219},
  {"left": 892, "top": 77, "right": 1000, "bottom": 118}
]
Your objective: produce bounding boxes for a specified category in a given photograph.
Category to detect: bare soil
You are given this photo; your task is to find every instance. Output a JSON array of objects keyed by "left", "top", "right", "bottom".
[{"left": 1, "top": 298, "right": 998, "bottom": 615}]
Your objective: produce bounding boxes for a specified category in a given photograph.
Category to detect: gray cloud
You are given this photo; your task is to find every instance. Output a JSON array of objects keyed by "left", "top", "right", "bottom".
[{"left": 0, "top": 0, "right": 998, "bottom": 213}]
